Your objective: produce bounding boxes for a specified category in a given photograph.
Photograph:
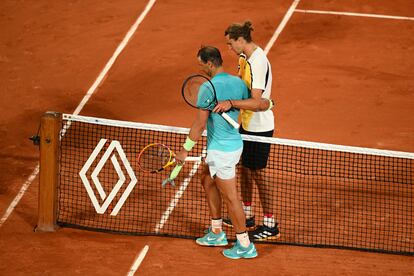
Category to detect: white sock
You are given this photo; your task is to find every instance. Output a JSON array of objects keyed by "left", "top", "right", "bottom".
[
  {"left": 236, "top": 232, "right": 250, "bottom": 248},
  {"left": 263, "top": 216, "right": 275, "bottom": 228},
  {"left": 211, "top": 218, "right": 222, "bottom": 233},
  {"left": 242, "top": 203, "right": 253, "bottom": 219}
]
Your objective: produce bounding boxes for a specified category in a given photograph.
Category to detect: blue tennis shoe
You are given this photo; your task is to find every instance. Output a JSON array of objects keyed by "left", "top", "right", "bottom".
[
  {"left": 222, "top": 241, "right": 258, "bottom": 259},
  {"left": 196, "top": 230, "right": 228, "bottom": 247}
]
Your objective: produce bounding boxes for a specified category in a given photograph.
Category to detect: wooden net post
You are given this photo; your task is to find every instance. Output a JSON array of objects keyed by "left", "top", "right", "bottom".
[{"left": 36, "top": 111, "right": 61, "bottom": 232}]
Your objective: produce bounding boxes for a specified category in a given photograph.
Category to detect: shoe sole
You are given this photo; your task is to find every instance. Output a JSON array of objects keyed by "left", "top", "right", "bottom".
[
  {"left": 251, "top": 233, "right": 281, "bottom": 241},
  {"left": 196, "top": 240, "right": 228, "bottom": 247},
  {"left": 222, "top": 252, "right": 258, "bottom": 259}
]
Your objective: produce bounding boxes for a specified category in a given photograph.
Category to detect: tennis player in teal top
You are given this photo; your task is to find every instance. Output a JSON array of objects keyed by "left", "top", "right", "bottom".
[
  {"left": 175, "top": 46, "right": 258, "bottom": 259},
  {"left": 202, "top": 73, "right": 245, "bottom": 152}
]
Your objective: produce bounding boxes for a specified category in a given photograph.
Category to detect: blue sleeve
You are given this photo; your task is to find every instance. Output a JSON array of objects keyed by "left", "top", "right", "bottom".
[{"left": 197, "top": 82, "right": 215, "bottom": 109}]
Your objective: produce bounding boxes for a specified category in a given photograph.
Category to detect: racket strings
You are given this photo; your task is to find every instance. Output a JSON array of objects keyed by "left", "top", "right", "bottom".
[
  {"left": 183, "top": 76, "right": 216, "bottom": 109},
  {"left": 138, "top": 144, "right": 172, "bottom": 172}
]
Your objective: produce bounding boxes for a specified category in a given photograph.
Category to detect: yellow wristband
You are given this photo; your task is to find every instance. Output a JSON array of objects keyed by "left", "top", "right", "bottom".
[
  {"left": 267, "top": 99, "right": 274, "bottom": 111},
  {"left": 183, "top": 136, "right": 196, "bottom": 151}
]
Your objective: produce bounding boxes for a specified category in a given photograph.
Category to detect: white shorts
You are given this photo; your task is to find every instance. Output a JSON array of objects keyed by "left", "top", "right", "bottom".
[{"left": 205, "top": 148, "right": 243, "bottom": 180}]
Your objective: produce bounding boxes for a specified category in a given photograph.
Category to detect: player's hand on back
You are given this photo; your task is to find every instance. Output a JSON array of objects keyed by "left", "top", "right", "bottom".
[{"left": 212, "top": 100, "right": 232, "bottom": 113}]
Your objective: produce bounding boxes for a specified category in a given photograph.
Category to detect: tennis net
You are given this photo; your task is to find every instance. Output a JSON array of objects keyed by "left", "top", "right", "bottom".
[{"left": 50, "top": 113, "right": 413, "bottom": 255}]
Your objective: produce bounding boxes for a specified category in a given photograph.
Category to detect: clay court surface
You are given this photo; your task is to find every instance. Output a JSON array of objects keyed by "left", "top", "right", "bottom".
[{"left": 0, "top": 0, "right": 413, "bottom": 275}]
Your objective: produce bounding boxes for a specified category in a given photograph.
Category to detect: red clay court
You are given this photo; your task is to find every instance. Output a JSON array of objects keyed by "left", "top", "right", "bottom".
[{"left": 1, "top": 0, "right": 413, "bottom": 275}]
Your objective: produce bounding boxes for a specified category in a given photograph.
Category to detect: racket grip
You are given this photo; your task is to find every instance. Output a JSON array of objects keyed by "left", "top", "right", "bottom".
[
  {"left": 162, "top": 164, "right": 183, "bottom": 187},
  {"left": 170, "top": 164, "right": 183, "bottom": 179},
  {"left": 221, "top": 112, "right": 240, "bottom": 129}
]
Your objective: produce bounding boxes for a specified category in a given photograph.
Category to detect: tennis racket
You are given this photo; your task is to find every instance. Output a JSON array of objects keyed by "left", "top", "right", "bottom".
[
  {"left": 137, "top": 143, "right": 201, "bottom": 173},
  {"left": 181, "top": 74, "right": 240, "bottom": 129}
]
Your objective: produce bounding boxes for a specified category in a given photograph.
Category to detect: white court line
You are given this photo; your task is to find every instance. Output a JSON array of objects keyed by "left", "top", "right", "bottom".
[
  {"left": 264, "top": 0, "right": 301, "bottom": 54},
  {"left": 295, "top": 9, "right": 414, "bottom": 21},
  {"left": 73, "top": 0, "right": 156, "bottom": 115},
  {"left": 127, "top": 245, "right": 149, "bottom": 276},
  {"left": 154, "top": 153, "right": 205, "bottom": 233},
  {"left": 0, "top": 165, "right": 40, "bottom": 227},
  {"left": 0, "top": 0, "right": 157, "bottom": 228},
  {"left": 155, "top": 0, "right": 301, "bottom": 230}
]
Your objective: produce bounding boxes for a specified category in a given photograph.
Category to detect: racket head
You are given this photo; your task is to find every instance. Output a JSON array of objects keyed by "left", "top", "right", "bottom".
[
  {"left": 181, "top": 74, "right": 217, "bottom": 110},
  {"left": 137, "top": 143, "right": 173, "bottom": 173}
]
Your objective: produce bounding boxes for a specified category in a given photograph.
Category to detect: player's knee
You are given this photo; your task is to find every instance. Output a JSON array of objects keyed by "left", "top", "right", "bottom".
[
  {"left": 221, "top": 191, "right": 238, "bottom": 206},
  {"left": 201, "top": 177, "right": 214, "bottom": 191}
]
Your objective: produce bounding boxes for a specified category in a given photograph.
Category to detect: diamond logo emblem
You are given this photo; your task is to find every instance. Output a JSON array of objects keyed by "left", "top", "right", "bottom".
[{"left": 79, "top": 139, "right": 137, "bottom": 216}]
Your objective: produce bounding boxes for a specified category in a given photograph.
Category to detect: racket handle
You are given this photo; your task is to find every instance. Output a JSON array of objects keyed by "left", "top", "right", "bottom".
[
  {"left": 221, "top": 112, "right": 240, "bottom": 129},
  {"left": 162, "top": 164, "right": 183, "bottom": 187},
  {"left": 185, "top": 156, "right": 202, "bottom": 162}
]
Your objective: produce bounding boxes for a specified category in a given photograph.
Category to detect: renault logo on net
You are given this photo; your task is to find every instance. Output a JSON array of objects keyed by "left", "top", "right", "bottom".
[{"left": 79, "top": 139, "right": 137, "bottom": 216}]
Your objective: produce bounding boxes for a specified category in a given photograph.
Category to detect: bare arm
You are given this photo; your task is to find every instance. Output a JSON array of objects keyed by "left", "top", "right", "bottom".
[
  {"left": 188, "top": 109, "right": 208, "bottom": 141},
  {"left": 175, "top": 109, "right": 209, "bottom": 162},
  {"left": 213, "top": 88, "right": 273, "bottom": 113}
]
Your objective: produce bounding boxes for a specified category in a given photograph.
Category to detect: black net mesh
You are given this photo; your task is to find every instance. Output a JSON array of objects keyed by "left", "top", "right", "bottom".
[{"left": 57, "top": 114, "right": 414, "bottom": 255}]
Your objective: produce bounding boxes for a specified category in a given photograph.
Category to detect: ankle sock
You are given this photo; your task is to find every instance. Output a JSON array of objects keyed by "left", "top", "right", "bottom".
[
  {"left": 242, "top": 202, "right": 253, "bottom": 219},
  {"left": 211, "top": 218, "right": 222, "bottom": 233},
  {"left": 236, "top": 231, "right": 250, "bottom": 248},
  {"left": 263, "top": 214, "right": 275, "bottom": 228}
]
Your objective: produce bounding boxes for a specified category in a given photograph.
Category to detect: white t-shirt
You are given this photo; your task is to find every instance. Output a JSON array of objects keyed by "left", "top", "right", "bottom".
[{"left": 238, "top": 47, "right": 274, "bottom": 132}]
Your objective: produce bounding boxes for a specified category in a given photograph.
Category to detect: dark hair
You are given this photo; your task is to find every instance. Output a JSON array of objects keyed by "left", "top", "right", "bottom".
[
  {"left": 197, "top": 46, "right": 223, "bottom": 67},
  {"left": 224, "top": 21, "right": 254, "bottom": 42}
]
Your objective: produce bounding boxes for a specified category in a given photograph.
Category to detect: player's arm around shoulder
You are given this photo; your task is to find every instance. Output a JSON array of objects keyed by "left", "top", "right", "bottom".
[{"left": 213, "top": 88, "right": 274, "bottom": 113}]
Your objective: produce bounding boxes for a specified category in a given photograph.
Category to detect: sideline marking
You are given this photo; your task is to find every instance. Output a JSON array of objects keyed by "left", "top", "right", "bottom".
[
  {"left": 73, "top": 0, "right": 157, "bottom": 115},
  {"left": 0, "top": 0, "right": 157, "bottom": 228},
  {"left": 155, "top": 0, "right": 301, "bottom": 229},
  {"left": 127, "top": 245, "right": 149, "bottom": 276},
  {"left": 264, "top": 0, "right": 301, "bottom": 54},
  {"left": 295, "top": 9, "right": 414, "bottom": 21},
  {"left": 154, "top": 150, "right": 205, "bottom": 233},
  {"left": 0, "top": 165, "right": 40, "bottom": 227}
]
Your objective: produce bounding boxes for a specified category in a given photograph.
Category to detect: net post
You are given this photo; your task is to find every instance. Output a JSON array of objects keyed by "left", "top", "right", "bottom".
[{"left": 35, "top": 111, "right": 62, "bottom": 232}]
